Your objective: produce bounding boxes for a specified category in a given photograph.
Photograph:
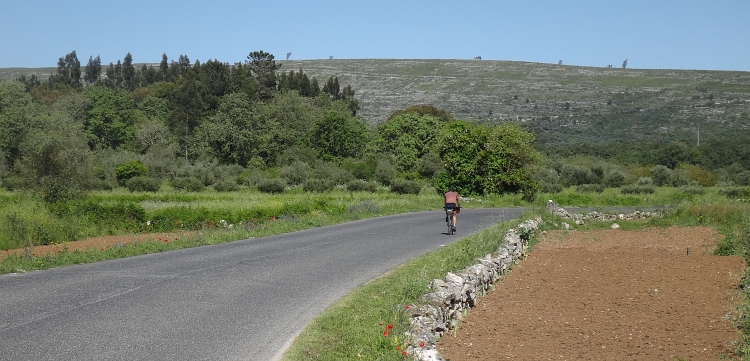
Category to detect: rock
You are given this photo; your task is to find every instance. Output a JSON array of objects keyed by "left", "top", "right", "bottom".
[{"left": 611, "top": 223, "right": 620, "bottom": 229}]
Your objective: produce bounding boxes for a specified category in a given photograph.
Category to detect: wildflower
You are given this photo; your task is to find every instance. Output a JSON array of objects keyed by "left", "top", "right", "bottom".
[
  {"left": 383, "top": 330, "right": 389, "bottom": 337},
  {"left": 379, "top": 322, "right": 383, "bottom": 326},
  {"left": 402, "top": 351, "right": 407, "bottom": 355},
  {"left": 396, "top": 345, "right": 401, "bottom": 350},
  {"left": 387, "top": 324, "right": 393, "bottom": 329},
  {"left": 405, "top": 305, "right": 410, "bottom": 309},
  {"left": 419, "top": 341, "right": 425, "bottom": 348}
]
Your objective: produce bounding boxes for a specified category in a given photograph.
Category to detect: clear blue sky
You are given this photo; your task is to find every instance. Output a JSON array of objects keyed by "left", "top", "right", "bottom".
[{"left": 2, "top": 0, "right": 748, "bottom": 71}]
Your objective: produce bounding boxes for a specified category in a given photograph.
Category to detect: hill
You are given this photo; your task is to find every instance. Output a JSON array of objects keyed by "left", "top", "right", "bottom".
[{"left": 3, "top": 59, "right": 750, "bottom": 148}]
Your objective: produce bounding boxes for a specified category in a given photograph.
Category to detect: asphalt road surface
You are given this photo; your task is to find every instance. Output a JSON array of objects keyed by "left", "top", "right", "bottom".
[{"left": 0, "top": 208, "right": 523, "bottom": 361}]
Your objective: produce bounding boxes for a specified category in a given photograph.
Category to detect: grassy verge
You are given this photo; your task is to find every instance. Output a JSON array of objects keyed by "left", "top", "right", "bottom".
[{"left": 282, "top": 196, "right": 750, "bottom": 361}]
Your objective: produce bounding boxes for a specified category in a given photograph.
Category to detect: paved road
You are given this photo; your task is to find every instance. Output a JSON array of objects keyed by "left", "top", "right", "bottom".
[{"left": 0, "top": 208, "right": 523, "bottom": 361}]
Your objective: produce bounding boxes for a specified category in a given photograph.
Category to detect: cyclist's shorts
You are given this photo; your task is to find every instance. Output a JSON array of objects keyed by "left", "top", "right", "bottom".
[{"left": 445, "top": 203, "right": 457, "bottom": 211}]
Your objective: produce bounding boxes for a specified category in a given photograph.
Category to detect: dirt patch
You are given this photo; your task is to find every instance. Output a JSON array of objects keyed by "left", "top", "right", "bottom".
[
  {"left": 437, "top": 226, "right": 745, "bottom": 361},
  {"left": 1, "top": 231, "right": 196, "bottom": 261}
]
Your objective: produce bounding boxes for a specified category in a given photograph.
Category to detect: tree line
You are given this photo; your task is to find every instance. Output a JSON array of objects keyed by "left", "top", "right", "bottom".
[{"left": 0, "top": 50, "right": 540, "bottom": 202}]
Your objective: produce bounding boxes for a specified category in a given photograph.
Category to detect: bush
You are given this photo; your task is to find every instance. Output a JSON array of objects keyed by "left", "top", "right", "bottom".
[
  {"left": 678, "top": 182, "right": 705, "bottom": 195},
  {"left": 125, "top": 176, "right": 161, "bottom": 192},
  {"left": 171, "top": 177, "right": 205, "bottom": 192},
  {"left": 116, "top": 160, "right": 148, "bottom": 186},
  {"left": 374, "top": 159, "right": 397, "bottom": 186},
  {"left": 539, "top": 182, "right": 563, "bottom": 194},
  {"left": 561, "top": 164, "right": 595, "bottom": 186},
  {"left": 390, "top": 178, "right": 422, "bottom": 195},
  {"left": 621, "top": 178, "right": 655, "bottom": 195},
  {"left": 603, "top": 169, "right": 626, "bottom": 188},
  {"left": 257, "top": 178, "right": 287, "bottom": 193},
  {"left": 302, "top": 178, "right": 335, "bottom": 192},
  {"left": 650, "top": 165, "right": 673, "bottom": 186},
  {"left": 576, "top": 183, "right": 605, "bottom": 193},
  {"left": 346, "top": 179, "right": 379, "bottom": 192},
  {"left": 416, "top": 153, "right": 444, "bottom": 179},
  {"left": 719, "top": 186, "right": 750, "bottom": 199},
  {"left": 279, "top": 161, "right": 310, "bottom": 186},
  {"left": 311, "top": 161, "right": 354, "bottom": 185},
  {"left": 213, "top": 179, "right": 240, "bottom": 192}
]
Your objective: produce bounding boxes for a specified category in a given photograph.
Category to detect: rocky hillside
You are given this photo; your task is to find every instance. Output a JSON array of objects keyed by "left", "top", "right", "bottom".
[{"left": 4, "top": 59, "right": 750, "bottom": 146}]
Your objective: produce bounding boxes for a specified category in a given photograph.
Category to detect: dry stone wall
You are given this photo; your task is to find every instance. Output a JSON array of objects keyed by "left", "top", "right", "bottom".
[{"left": 402, "top": 202, "right": 663, "bottom": 361}]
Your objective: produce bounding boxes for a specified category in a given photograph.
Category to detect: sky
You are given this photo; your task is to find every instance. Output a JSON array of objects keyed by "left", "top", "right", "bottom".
[{"left": 1, "top": 0, "right": 749, "bottom": 71}]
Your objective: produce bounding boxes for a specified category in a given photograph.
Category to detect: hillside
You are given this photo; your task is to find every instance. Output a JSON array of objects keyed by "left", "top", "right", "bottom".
[{"left": 3, "top": 59, "right": 750, "bottom": 147}]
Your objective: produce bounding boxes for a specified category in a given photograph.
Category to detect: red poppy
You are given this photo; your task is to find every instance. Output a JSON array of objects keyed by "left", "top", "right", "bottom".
[
  {"left": 383, "top": 330, "right": 389, "bottom": 337},
  {"left": 419, "top": 341, "right": 425, "bottom": 348},
  {"left": 402, "top": 351, "right": 407, "bottom": 355},
  {"left": 396, "top": 345, "right": 401, "bottom": 350},
  {"left": 387, "top": 324, "right": 393, "bottom": 329},
  {"left": 405, "top": 305, "right": 410, "bottom": 309}
]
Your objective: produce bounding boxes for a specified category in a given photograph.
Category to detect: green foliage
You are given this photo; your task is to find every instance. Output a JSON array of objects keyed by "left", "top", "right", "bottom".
[
  {"left": 346, "top": 179, "right": 379, "bottom": 192},
  {"left": 309, "top": 112, "right": 369, "bottom": 161},
  {"left": 310, "top": 161, "right": 354, "bottom": 185},
  {"left": 620, "top": 178, "right": 656, "bottom": 195},
  {"left": 374, "top": 159, "right": 397, "bottom": 186},
  {"left": 279, "top": 161, "right": 310, "bottom": 186},
  {"left": 170, "top": 177, "right": 205, "bottom": 192},
  {"left": 82, "top": 86, "right": 142, "bottom": 150},
  {"left": 14, "top": 115, "right": 96, "bottom": 202},
  {"left": 213, "top": 179, "right": 240, "bottom": 192},
  {"left": 257, "top": 178, "right": 287, "bottom": 193},
  {"left": 650, "top": 165, "right": 673, "bottom": 186},
  {"left": 125, "top": 176, "right": 161, "bottom": 192},
  {"left": 115, "top": 160, "right": 148, "bottom": 185},
  {"left": 436, "top": 121, "right": 540, "bottom": 199},
  {"left": 302, "top": 178, "right": 335, "bottom": 192},
  {"left": 375, "top": 112, "right": 444, "bottom": 172},
  {"left": 576, "top": 184, "right": 605, "bottom": 193},
  {"left": 390, "top": 179, "right": 422, "bottom": 195}
]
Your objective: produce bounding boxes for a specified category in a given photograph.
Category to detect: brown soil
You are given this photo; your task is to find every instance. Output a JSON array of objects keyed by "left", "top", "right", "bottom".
[
  {"left": 437, "top": 226, "right": 746, "bottom": 361},
  {"left": 1, "top": 231, "right": 196, "bottom": 261}
]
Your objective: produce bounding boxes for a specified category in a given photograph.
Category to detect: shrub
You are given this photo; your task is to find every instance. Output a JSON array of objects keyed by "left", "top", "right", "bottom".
[
  {"left": 213, "top": 179, "right": 240, "bottom": 192},
  {"left": 576, "top": 183, "right": 605, "bottom": 193},
  {"left": 302, "top": 178, "right": 335, "bottom": 192},
  {"left": 257, "top": 178, "right": 287, "bottom": 193},
  {"left": 390, "top": 178, "right": 422, "bottom": 195},
  {"left": 309, "top": 162, "right": 351, "bottom": 185},
  {"left": 603, "top": 169, "right": 627, "bottom": 188},
  {"left": 621, "top": 178, "right": 655, "bottom": 195},
  {"left": 279, "top": 161, "right": 310, "bottom": 186},
  {"left": 374, "top": 159, "right": 397, "bottom": 186},
  {"left": 539, "top": 182, "right": 563, "bottom": 194},
  {"left": 719, "top": 186, "right": 750, "bottom": 199},
  {"left": 171, "top": 177, "right": 205, "bottom": 192},
  {"left": 561, "top": 164, "right": 595, "bottom": 186},
  {"left": 125, "top": 176, "right": 161, "bottom": 192},
  {"left": 650, "top": 165, "right": 673, "bottom": 186},
  {"left": 116, "top": 160, "right": 148, "bottom": 186},
  {"left": 678, "top": 182, "right": 705, "bottom": 195},
  {"left": 416, "top": 153, "right": 444, "bottom": 179},
  {"left": 346, "top": 179, "right": 378, "bottom": 192}
]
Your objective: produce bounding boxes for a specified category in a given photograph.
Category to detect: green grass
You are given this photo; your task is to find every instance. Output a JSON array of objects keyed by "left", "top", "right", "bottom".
[{"left": 282, "top": 195, "right": 750, "bottom": 361}]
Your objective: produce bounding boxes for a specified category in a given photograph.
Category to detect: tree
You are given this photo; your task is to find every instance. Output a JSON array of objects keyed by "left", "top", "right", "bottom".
[
  {"left": 309, "top": 112, "right": 369, "bottom": 161},
  {"left": 375, "top": 112, "right": 445, "bottom": 172},
  {"left": 0, "top": 80, "right": 37, "bottom": 167},
  {"left": 84, "top": 55, "right": 102, "bottom": 84},
  {"left": 322, "top": 76, "right": 340, "bottom": 99},
  {"left": 387, "top": 105, "right": 453, "bottom": 123},
  {"left": 159, "top": 53, "right": 169, "bottom": 81},
  {"left": 82, "top": 86, "right": 142, "bottom": 150},
  {"left": 246, "top": 50, "right": 280, "bottom": 99},
  {"left": 13, "top": 112, "right": 96, "bottom": 202},
  {"left": 435, "top": 121, "right": 540, "bottom": 200},
  {"left": 122, "top": 53, "right": 136, "bottom": 91},
  {"left": 51, "top": 51, "right": 81, "bottom": 88}
]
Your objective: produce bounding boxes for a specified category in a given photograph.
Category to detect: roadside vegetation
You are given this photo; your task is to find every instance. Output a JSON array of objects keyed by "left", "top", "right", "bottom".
[
  {"left": 2, "top": 52, "right": 750, "bottom": 358},
  {"left": 282, "top": 193, "right": 750, "bottom": 361}
]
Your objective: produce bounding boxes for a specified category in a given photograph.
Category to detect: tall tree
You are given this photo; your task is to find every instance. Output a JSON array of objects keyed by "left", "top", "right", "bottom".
[
  {"left": 159, "top": 53, "right": 169, "bottom": 81},
  {"left": 246, "top": 50, "right": 280, "bottom": 99},
  {"left": 122, "top": 53, "right": 136, "bottom": 91},
  {"left": 84, "top": 55, "right": 102, "bottom": 84},
  {"left": 52, "top": 51, "right": 82, "bottom": 88}
]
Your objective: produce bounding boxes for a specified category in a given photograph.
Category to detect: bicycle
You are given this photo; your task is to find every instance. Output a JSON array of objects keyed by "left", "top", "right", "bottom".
[{"left": 445, "top": 208, "right": 456, "bottom": 235}]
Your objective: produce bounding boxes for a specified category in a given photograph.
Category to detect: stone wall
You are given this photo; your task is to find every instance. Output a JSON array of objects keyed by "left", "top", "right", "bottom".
[{"left": 402, "top": 203, "right": 663, "bottom": 361}]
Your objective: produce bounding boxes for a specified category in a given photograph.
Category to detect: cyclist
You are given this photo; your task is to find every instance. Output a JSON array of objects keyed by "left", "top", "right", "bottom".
[{"left": 444, "top": 187, "right": 460, "bottom": 232}]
